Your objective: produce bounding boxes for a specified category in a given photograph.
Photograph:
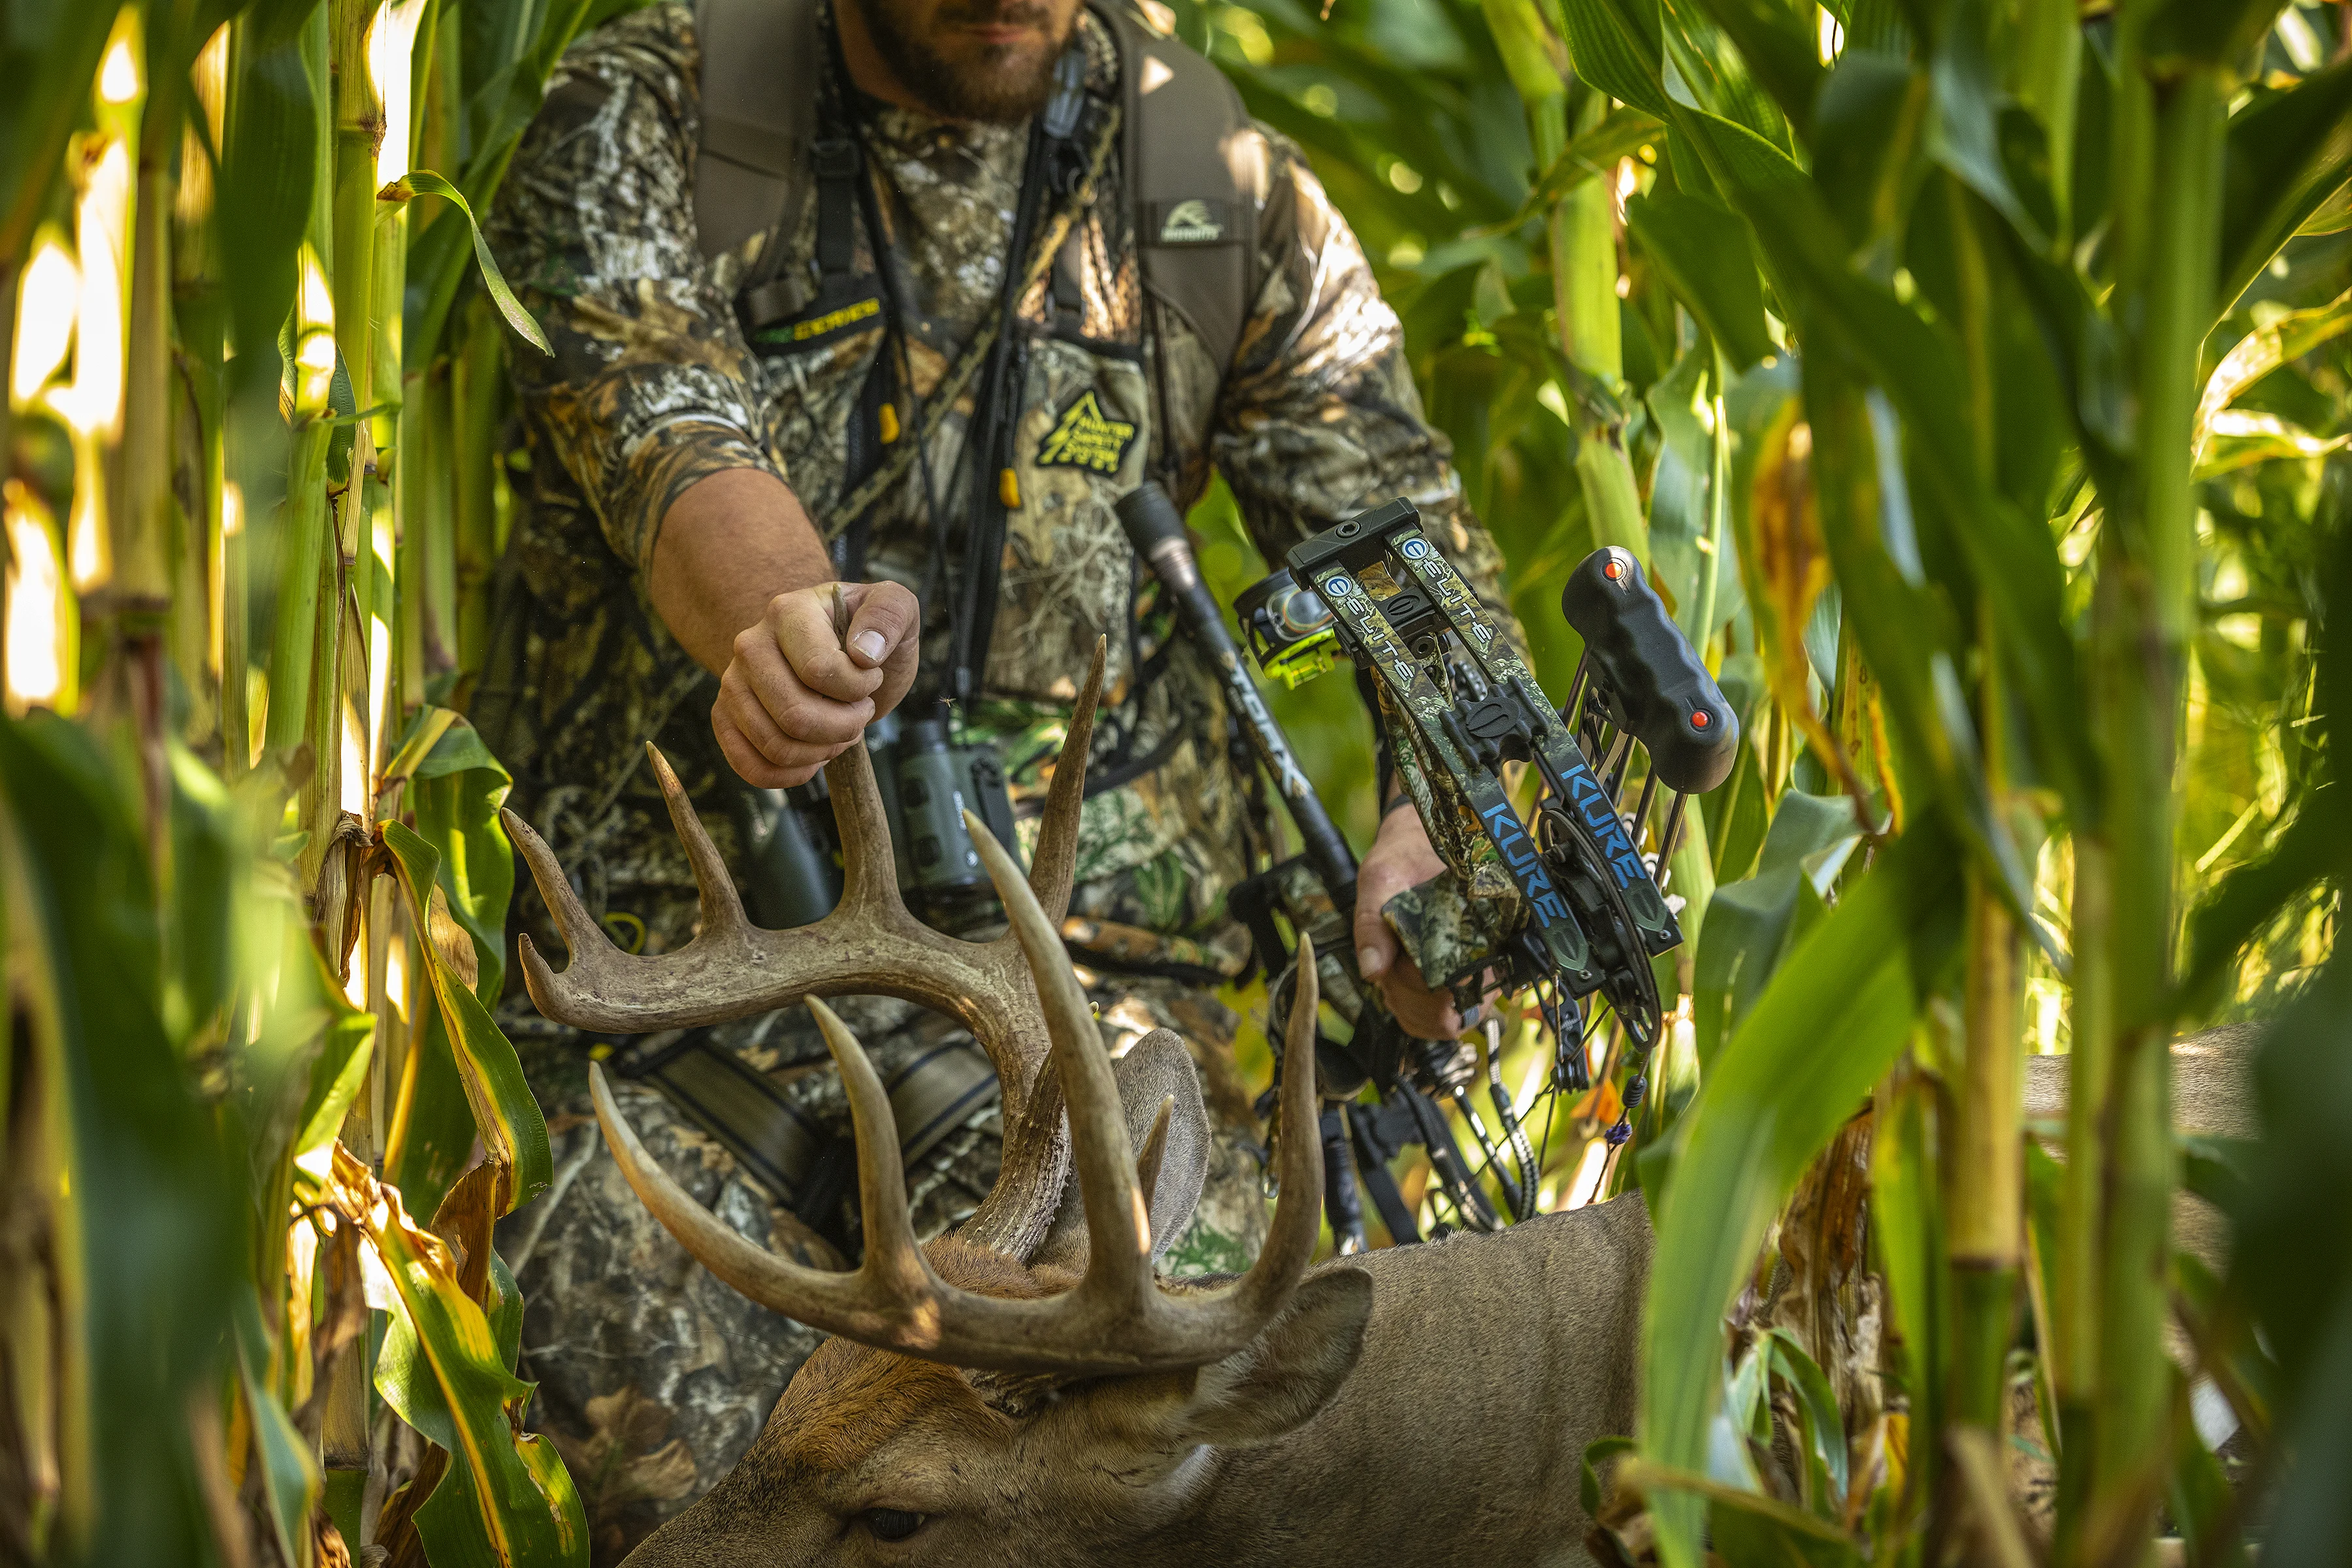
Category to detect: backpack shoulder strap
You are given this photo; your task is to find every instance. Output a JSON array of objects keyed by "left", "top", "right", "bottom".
[
  {"left": 692, "top": 0, "right": 823, "bottom": 262},
  {"left": 1098, "top": 3, "right": 1267, "bottom": 376}
]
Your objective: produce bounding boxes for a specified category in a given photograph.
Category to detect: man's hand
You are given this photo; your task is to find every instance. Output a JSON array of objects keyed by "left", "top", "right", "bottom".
[
  {"left": 713, "top": 580, "right": 920, "bottom": 787},
  {"left": 648, "top": 468, "right": 922, "bottom": 789},
  {"left": 1354, "top": 802, "right": 1474, "bottom": 1040}
]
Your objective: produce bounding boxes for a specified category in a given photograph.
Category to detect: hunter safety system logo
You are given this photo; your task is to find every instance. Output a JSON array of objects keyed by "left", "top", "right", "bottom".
[{"left": 1035, "top": 390, "right": 1137, "bottom": 474}]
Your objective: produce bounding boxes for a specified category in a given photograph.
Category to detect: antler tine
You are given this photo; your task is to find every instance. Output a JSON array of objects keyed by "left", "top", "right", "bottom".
[
  {"left": 806, "top": 1000, "right": 937, "bottom": 1310},
  {"left": 971, "top": 808, "right": 1151, "bottom": 1298},
  {"left": 589, "top": 1062, "right": 895, "bottom": 1336},
  {"left": 645, "top": 744, "right": 753, "bottom": 939},
  {"left": 823, "top": 733, "right": 913, "bottom": 915},
  {"left": 1230, "top": 934, "right": 1324, "bottom": 1313},
  {"left": 1028, "top": 636, "right": 1107, "bottom": 924},
  {"left": 504, "top": 806, "right": 628, "bottom": 1003}
]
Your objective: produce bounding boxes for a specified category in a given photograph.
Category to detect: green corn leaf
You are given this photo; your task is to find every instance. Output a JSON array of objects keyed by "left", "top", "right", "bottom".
[
  {"left": 234, "top": 1284, "right": 323, "bottom": 1565},
  {"left": 1797, "top": 355, "right": 2067, "bottom": 963},
  {"left": 1679, "top": 0, "right": 1826, "bottom": 141},
  {"left": 1582, "top": 1434, "right": 1640, "bottom": 1516},
  {"left": 389, "top": 710, "right": 518, "bottom": 1004},
  {"left": 381, "top": 821, "right": 555, "bottom": 1211},
  {"left": 1661, "top": 1, "right": 1795, "bottom": 150},
  {"left": 383, "top": 713, "right": 523, "bottom": 1220},
  {"left": 1642, "top": 820, "right": 1963, "bottom": 1568},
  {"left": 1708, "top": 736, "right": 1769, "bottom": 885},
  {"left": 2216, "top": 56, "right": 2352, "bottom": 317},
  {"left": 1495, "top": 104, "right": 1663, "bottom": 233},
  {"left": 1647, "top": 346, "right": 1718, "bottom": 616},
  {"left": 1626, "top": 188, "right": 1776, "bottom": 370},
  {"left": 2195, "top": 286, "right": 2352, "bottom": 457},
  {"left": 1872, "top": 1058, "right": 1946, "bottom": 1505},
  {"left": 2146, "top": 0, "right": 2298, "bottom": 71},
  {"left": 1558, "top": 0, "right": 1674, "bottom": 121},
  {"left": 292, "top": 938, "right": 378, "bottom": 1156},
  {"left": 1725, "top": 1335, "right": 1774, "bottom": 1458},
  {"left": 1692, "top": 790, "right": 1860, "bottom": 1069},
  {"left": 219, "top": 18, "right": 318, "bottom": 464},
  {"left": 243, "top": 0, "right": 326, "bottom": 54},
  {"left": 0, "top": 714, "right": 239, "bottom": 1563},
  {"left": 336, "top": 1148, "right": 587, "bottom": 1567},
  {"left": 0, "top": 0, "right": 118, "bottom": 263},
  {"left": 2174, "top": 800, "right": 2333, "bottom": 1015},
  {"left": 1765, "top": 1327, "right": 1850, "bottom": 1511},
  {"left": 392, "top": 169, "right": 553, "bottom": 354},
  {"left": 1924, "top": 0, "right": 2051, "bottom": 253},
  {"left": 1620, "top": 1458, "right": 1866, "bottom": 1567}
]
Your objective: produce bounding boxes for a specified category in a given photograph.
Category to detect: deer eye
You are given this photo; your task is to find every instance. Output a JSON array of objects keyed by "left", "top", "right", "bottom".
[{"left": 861, "top": 1508, "right": 926, "bottom": 1543}]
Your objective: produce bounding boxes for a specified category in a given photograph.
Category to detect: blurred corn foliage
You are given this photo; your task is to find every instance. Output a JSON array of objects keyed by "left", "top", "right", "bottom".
[
  {"left": 1, "top": 0, "right": 2347, "bottom": 1563},
  {"left": 0, "top": 0, "right": 625, "bottom": 1561}
]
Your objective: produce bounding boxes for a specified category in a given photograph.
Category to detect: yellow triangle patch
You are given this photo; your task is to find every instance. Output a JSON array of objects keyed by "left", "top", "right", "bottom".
[{"left": 1035, "top": 390, "right": 1137, "bottom": 475}]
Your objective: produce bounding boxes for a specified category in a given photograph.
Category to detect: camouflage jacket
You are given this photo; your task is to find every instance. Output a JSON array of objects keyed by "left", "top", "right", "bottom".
[{"left": 476, "top": 1, "right": 1523, "bottom": 1011}]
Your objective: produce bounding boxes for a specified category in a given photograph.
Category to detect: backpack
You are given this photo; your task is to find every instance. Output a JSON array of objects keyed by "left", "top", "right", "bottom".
[{"left": 690, "top": 0, "right": 1267, "bottom": 377}]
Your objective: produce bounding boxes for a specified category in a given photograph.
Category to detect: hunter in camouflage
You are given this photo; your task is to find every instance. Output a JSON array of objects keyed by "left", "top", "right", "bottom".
[{"left": 475, "top": 0, "right": 1525, "bottom": 1554}]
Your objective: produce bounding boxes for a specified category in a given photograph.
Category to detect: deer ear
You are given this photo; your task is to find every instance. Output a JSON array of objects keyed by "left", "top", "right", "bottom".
[
  {"left": 1033, "top": 1030, "right": 1209, "bottom": 1270},
  {"left": 1169, "top": 1268, "right": 1371, "bottom": 1448}
]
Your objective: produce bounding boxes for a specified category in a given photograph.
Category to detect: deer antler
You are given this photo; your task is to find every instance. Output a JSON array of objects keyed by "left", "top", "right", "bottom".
[
  {"left": 506, "top": 641, "right": 1107, "bottom": 1254},
  {"left": 585, "top": 814, "right": 1326, "bottom": 1375}
]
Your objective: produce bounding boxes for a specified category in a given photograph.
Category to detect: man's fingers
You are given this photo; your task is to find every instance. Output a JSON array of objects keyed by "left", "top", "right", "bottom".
[
  {"left": 721, "top": 674, "right": 846, "bottom": 768},
  {"left": 1379, "top": 951, "right": 1460, "bottom": 1040},
  {"left": 771, "top": 591, "right": 885, "bottom": 704},
  {"left": 732, "top": 628, "right": 874, "bottom": 746},
  {"left": 1354, "top": 849, "right": 1417, "bottom": 979},
  {"left": 715, "top": 710, "right": 816, "bottom": 789}
]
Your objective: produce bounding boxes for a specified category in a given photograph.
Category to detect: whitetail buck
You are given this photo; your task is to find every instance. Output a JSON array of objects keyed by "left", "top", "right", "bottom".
[{"left": 507, "top": 644, "right": 2252, "bottom": 1568}]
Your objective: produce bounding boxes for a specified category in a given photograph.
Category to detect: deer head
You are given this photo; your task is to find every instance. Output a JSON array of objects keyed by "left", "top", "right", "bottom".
[{"left": 505, "top": 642, "right": 1369, "bottom": 1563}]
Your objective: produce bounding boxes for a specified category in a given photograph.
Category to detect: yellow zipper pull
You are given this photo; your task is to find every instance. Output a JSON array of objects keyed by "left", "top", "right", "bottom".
[
  {"left": 878, "top": 402, "right": 900, "bottom": 444},
  {"left": 999, "top": 467, "right": 1021, "bottom": 508}
]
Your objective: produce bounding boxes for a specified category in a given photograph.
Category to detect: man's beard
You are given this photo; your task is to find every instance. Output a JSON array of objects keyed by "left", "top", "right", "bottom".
[{"left": 857, "top": 0, "right": 1070, "bottom": 124}]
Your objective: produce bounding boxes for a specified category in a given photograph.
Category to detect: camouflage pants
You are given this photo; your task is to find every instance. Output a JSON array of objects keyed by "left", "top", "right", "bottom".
[{"left": 494, "top": 977, "right": 1267, "bottom": 1564}]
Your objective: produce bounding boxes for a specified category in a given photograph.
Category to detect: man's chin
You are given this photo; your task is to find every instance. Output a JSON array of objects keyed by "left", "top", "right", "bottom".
[{"left": 934, "top": 48, "right": 1059, "bottom": 122}]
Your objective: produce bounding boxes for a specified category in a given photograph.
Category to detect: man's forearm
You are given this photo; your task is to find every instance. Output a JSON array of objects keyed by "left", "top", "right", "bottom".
[{"left": 649, "top": 467, "right": 834, "bottom": 675}]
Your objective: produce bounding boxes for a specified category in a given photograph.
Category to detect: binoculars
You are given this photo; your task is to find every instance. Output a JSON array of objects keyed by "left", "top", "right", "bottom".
[{"left": 737, "top": 708, "right": 1021, "bottom": 933}]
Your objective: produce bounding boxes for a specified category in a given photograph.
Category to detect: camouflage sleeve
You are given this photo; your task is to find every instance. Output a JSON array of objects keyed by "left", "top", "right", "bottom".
[
  {"left": 485, "top": 3, "right": 783, "bottom": 581},
  {"left": 1210, "top": 133, "right": 1523, "bottom": 662}
]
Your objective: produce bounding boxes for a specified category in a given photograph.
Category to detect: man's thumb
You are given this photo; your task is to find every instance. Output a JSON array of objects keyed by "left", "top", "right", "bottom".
[{"left": 843, "top": 582, "right": 917, "bottom": 668}]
